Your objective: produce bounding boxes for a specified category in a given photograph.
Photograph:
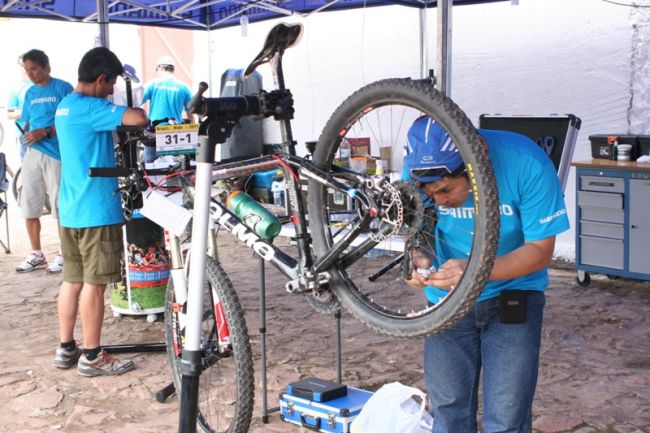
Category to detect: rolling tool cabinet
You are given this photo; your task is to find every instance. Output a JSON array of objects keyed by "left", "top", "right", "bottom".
[{"left": 572, "top": 159, "right": 650, "bottom": 286}]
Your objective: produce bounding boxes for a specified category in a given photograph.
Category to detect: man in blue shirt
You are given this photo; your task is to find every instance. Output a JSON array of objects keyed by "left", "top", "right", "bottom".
[
  {"left": 6, "top": 57, "right": 32, "bottom": 161},
  {"left": 54, "top": 47, "right": 148, "bottom": 376},
  {"left": 141, "top": 55, "right": 193, "bottom": 162},
  {"left": 16, "top": 49, "right": 73, "bottom": 274},
  {"left": 403, "top": 117, "right": 570, "bottom": 433}
]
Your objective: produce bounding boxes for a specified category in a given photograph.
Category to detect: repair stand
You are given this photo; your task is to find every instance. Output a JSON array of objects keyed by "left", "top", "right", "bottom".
[
  {"left": 153, "top": 254, "right": 345, "bottom": 408},
  {"left": 259, "top": 256, "right": 343, "bottom": 423}
]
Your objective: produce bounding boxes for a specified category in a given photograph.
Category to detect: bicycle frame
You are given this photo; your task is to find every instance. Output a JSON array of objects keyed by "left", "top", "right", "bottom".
[{"left": 177, "top": 30, "right": 379, "bottom": 433}]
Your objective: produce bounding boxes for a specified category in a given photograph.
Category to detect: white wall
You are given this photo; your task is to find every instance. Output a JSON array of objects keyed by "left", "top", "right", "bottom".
[
  {"left": 2, "top": 0, "right": 646, "bottom": 262},
  {"left": 195, "top": 0, "right": 649, "bottom": 261}
]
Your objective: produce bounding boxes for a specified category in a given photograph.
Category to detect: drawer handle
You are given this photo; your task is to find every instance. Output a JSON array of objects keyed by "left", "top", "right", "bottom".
[{"left": 588, "top": 181, "right": 616, "bottom": 187}]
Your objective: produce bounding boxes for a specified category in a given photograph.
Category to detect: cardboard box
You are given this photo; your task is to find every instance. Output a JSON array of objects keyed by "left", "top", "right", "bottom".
[
  {"left": 379, "top": 146, "right": 392, "bottom": 171},
  {"left": 348, "top": 137, "right": 370, "bottom": 157}
]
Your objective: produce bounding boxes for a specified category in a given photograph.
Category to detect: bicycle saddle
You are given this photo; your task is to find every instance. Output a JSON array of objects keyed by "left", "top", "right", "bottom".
[{"left": 244, "top": 22, "right": 303, "bottom": 76}]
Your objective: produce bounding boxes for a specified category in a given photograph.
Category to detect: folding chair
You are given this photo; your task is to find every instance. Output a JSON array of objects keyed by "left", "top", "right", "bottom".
[{"left": 0, "top": 152, "right": 10, "bottom": 253}]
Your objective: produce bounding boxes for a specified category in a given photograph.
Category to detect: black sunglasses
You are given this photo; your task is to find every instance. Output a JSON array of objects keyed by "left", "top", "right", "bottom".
[{"left": 411, "top": 164, "right": 465, "bottom": 181}]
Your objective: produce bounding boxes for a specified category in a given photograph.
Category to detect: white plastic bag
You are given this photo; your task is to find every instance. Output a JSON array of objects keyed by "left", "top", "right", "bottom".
[{"left": 351, "top": 382, "right": 433, "bottom": 433}]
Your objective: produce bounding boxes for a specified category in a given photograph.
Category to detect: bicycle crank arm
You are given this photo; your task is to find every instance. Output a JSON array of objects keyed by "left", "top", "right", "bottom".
[{"left": 285, "top": 271, "right": 330, "bottom": 294}]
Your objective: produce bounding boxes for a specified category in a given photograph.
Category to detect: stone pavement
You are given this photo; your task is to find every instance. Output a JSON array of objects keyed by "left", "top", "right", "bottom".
[{"left": 0, "top": 202, "right": 648, "bottom": 433}]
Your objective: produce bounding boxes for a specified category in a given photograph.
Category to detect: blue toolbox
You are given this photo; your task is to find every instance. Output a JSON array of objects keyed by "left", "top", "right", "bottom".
[{"left": 280, "top": 386, "right": 373, "bottom": 433}]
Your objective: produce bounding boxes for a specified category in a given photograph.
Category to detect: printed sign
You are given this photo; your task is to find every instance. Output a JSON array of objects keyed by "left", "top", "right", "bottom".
[{"left": 155, "top": 124, "right": 199, "bottom": 155}]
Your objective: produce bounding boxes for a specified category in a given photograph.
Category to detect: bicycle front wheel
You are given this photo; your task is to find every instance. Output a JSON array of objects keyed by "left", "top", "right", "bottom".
[
  {"left": 308, "top": 78, "right": 499, "bottom": 338},
  {"left": 165, "top": 257, "right": 254, "bottom": 433}
]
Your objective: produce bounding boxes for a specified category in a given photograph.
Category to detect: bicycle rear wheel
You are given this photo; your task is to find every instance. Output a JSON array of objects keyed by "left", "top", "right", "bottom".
[
  {"left": 165, "top": 257, "right": 254, "bottom": 433},
  {"left": 308, "top": 78, "right": 499, "bottom": 338}
]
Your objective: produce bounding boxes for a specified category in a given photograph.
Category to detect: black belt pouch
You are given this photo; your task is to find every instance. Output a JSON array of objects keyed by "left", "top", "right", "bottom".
[{"left": 498, "top": 290, "right": 527, "bottom": 324}]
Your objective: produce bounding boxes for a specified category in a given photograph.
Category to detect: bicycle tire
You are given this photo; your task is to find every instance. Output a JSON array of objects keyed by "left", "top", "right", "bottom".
[
  {"left": 12, "top": 167, "right": 52, "bottom": 214},
  {"left": 165, "top": 256, "right": 254, "bottom": 433},
  {"left": 308, "top": 78, "right": 499, "bottom": 338}
]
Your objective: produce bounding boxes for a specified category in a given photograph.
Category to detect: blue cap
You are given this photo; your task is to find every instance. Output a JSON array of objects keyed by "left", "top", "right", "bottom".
[{"left": 402, "top": 117, "right": 464, "bottom": 183}]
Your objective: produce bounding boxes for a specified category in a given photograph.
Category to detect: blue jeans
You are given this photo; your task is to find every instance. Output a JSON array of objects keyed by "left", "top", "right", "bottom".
[{"left": 424, "top": 291, "right": 545, "bottom": 433}]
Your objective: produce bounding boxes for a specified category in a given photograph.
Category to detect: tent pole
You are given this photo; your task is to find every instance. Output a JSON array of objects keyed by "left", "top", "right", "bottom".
[
  {"left": 97, "top": 0, "right": 110, "bottom": 48},
  {"left": 436, "top": 0, "right": 452, "bottom": 96},
  {"left": 207, "top": 27, "right": 214, "bottom": 94},
  {"left": 419, "top": 7, "right": 429, "bottom": 79}
]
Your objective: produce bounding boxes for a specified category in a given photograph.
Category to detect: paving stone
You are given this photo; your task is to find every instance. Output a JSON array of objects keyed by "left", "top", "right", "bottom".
[{"left": 1, "top": 216, "right": 650, "bottom": 432}]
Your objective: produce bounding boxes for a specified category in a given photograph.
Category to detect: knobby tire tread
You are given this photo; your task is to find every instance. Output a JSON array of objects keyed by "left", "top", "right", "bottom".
[{"left": 164, "top": 257, "right": 254, "bottom": 433}]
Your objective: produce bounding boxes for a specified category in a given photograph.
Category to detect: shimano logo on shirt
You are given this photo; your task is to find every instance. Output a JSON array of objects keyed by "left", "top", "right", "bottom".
[
  {"left": 156, "top": 85, "right": 180, "bottom": 92},
  {"left": 31, "top": 96, "right": 58, "bottom": 104},
  {"left": 439, "top": 204, "right": 514, "bottom": 219},
  {"left": 539, "top": 209, "right": 567, "bottom": 224}
]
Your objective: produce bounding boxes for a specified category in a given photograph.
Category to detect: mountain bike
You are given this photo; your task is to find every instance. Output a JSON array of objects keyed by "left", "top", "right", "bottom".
[{"left": 97, "top": 22, "right": 499, "bottom": 433}]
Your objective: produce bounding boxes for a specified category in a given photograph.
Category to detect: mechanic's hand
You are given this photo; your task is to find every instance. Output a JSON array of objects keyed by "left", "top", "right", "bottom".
[
  {"left": 21, "top": 128, "right": 48, "bottom": 146},
  {"left": 421, "top": 258, "right": 467, "bottom": 290},
  {"left": 405, "top": 249, "right": 433, "bottom": 289}
]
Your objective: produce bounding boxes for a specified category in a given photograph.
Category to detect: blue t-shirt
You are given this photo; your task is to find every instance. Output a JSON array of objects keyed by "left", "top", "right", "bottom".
[
  {"left": 55, "top": 93, "right": 128, "bottom": 228},
  {"left": 142, "top": 76, "right": 191, "bottom": 124},
  {"left": 20, "top": 77, "right": 73, "bottom": 160},
  {"left": 8, "top": 79, "right": 32, "bottom": 131},
  {"left": 423, "top": 129, "right": 570, "bottom": 303}
]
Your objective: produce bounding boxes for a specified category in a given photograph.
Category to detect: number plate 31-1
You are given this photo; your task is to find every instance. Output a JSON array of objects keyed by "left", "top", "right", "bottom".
[{"left": 155, "top": 124, "right": 199, "bottom": 155}]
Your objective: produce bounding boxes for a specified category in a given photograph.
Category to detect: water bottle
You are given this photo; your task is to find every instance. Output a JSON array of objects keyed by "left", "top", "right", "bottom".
[
  {"left": 339, "top": 139, "right": 351, "bottom": 168},
  {"left": 271, "top": 176, "right": 285, "bottom": 207},
  {"left": 226, "top": 190, "right": 281, "bottom": 240}
]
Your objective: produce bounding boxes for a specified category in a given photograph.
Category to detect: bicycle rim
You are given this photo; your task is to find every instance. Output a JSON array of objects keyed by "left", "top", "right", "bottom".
[
  {"left": 308, "top": 78, "right": 499, "bottom": 338},
  {"left": 165, "top": 257, "right": 254, "bottom": 433}
]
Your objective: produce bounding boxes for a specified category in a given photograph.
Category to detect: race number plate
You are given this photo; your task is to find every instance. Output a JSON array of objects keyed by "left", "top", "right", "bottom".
[{"left": 155, "top": 124, "right": 199, "bottom": 155}]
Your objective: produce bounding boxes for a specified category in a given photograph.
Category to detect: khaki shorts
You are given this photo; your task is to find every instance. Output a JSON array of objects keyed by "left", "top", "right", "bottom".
[
  {"left": 61, "top": 224, "right": 124, "bottom": 285},
  {"left": 19, "top": 149, "right": 60, "bottom": 220}
]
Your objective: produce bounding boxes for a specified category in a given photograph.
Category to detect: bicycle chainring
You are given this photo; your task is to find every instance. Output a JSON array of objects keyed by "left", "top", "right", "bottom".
[{"left": 307, "top": 289, "right": 341, "bottom": 315}]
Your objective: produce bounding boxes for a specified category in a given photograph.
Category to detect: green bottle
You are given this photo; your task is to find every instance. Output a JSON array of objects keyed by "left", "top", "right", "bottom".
[{"left": 227, "top": 190, "right": 281, "bottom": 240}]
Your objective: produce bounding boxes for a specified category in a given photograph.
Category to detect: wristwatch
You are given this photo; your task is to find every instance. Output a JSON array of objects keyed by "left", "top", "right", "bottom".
[{"left": 45, "top": 126, "right": 53, "bottom": 139}]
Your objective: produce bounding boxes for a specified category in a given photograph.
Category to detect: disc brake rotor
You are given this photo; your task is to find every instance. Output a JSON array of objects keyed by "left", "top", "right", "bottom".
[{"left": 371, "top": 180, "right": 424, "bottom": 242}]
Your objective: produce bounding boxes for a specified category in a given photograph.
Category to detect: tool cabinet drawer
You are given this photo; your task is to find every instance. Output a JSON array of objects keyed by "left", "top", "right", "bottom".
[
  {"left": 580, "top": 176, "right": 625, "bottom": 193},
  {"left": 579, "top": 235, "right": 624, "bottom": 269},
  {"left": 577, "top": 191, "right": 623, "bottom": 209},
  {"left": 580, "top": 220, "right": 624, "bottom": 239},
  {"left": 579, "top": 207, "right": 624, "bottom": 224}
]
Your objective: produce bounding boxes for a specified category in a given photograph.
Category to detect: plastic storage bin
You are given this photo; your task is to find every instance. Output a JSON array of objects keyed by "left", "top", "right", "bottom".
[{"left": 588, "top": 134, "right": 637, "bottom": 160}]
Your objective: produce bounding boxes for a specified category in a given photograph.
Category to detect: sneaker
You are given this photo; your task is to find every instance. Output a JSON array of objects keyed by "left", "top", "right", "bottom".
[
  {"left": 77, "top": 349, "right": 135, "bottom": 377},
  {"left": 16, "top": 251, "right": 46, "bottom": 273},
  {"left": 47, "top": 253, "right": 64, "bottom": 274},
  {"left": 53, "top": 345, "right": 82, "bottom": 369}
]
